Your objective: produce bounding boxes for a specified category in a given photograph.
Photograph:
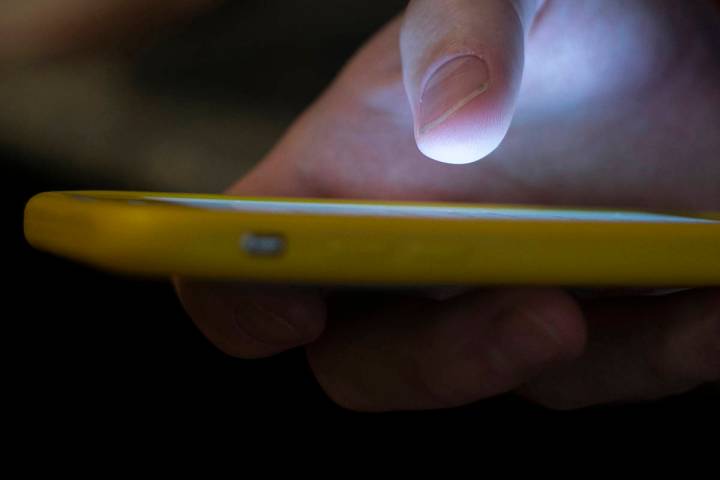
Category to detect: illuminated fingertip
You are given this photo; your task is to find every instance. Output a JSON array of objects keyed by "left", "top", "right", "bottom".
[{"left": 416, "top": 126, "right": 506, "bottom": 165}]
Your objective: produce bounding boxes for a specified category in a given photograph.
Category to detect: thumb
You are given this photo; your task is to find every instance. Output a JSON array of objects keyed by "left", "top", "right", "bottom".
[{"left": 400, "top": 0, "right": 543, "bottom": 164}]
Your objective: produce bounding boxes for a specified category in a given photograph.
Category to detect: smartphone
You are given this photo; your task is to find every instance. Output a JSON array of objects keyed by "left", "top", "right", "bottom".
[{"left": 23, "top": 191, "right": 720, "bottom": 286}]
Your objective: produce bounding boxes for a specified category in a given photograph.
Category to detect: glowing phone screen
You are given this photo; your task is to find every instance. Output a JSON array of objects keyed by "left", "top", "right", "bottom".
[{"left": 144, "top": 197, "right": 718, "bottom": 224}]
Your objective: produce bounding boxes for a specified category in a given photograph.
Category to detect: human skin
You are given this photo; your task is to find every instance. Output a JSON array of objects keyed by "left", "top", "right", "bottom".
[
  {"left": 178, "top": 0, "right": 720, "bottom": 411},
  {"left": 5, "top": 0, "right": 719, "bottom": 410}
]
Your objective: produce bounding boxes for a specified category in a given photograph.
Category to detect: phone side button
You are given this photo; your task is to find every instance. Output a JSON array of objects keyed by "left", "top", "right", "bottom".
[{"left": 240, "top": 233, "right": 286, "bottom": 257}]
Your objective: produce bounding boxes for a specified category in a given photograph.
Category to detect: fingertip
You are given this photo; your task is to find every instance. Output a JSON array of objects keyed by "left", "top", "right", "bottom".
[
  {"left": 415, "top": 106, "right": 511, "bottom": 164},
  {"left": 417, "top": 288, "right": 586, "bottom": 407},
  {"left": 521, "top": 289, "right": 719, "bottom": 410},
  {"left": 512, "top": 289, "right": 588, "bottom": 362},
  {"left": 413, "top": 55, "right": 519, "bottom": 164},
  {"left": 174, "top": 279, "right": 326, "bottom": 359},
  {"left": 401, "top": 0, "right": 530, "bottom": 165},
  {"left": 305, "top": 288, "right": 586, "bottom": 412}
]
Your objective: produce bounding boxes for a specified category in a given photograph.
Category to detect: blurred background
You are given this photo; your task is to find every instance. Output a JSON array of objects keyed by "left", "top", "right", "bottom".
[
  {"left": 5, "top": 0, "right": 716, "bottom": 427},
  {"left": 2, "top": 0, "right": 407, "bottom": 192}
]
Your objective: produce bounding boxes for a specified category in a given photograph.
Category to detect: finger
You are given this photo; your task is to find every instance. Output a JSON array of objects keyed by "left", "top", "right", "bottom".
[
  {"left": 175, "top": 281, "right": 326, "bottom": 359},
  {"left": 0, "top": 0, "right": 215, "bottom": 61},
  {"left": 400, "top": 0, "right": 544, "bottom": 164},
  {"left": 173, "top": 160, "right": 327, "bottom": 359},
  {"left": 307, "top": 288, "right": 586, "bottom": 412},
  {"left": 521, "top": 289, "right": 720, "bottom": 410}
]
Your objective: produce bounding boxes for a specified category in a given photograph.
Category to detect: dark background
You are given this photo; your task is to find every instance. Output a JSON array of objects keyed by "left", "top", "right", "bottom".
[{"left": 5, "top": 1, "right": 716, "bottom": 424}]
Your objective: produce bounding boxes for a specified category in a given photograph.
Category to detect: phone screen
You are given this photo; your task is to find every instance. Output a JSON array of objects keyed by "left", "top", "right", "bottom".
[{"left": 140, "top": 196, "right": 718, "bottom": 224}]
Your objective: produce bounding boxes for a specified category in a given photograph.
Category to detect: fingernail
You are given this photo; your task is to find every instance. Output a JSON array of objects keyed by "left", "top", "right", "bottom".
[
  {"left": 495, "top": 308, "right": 569, "bottom": 370},
  {"left": 233, "top": 293, "right": 324, "bottom": 346},
  {"left": 419, "top": 55, "right": 490, "bottom": 135},
  {"left": 234, "top": 299, "right": 304, "bottom": 345}
]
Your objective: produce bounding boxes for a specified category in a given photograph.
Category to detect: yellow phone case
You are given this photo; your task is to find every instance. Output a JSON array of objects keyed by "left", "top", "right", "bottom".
[{"left": 23, "top": 191, "right": 720, "bottom": 286}]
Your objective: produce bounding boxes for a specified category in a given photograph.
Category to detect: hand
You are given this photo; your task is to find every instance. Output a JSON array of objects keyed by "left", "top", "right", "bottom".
[
  {"left": 17, "top": 0, "right": 716, "bottom": 411},
  {"left": 177, "top": 0, "right": 720, "bottom": 411}
]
